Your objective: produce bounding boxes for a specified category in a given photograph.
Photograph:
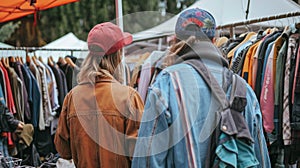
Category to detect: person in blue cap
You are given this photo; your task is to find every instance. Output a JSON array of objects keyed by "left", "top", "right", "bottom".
[{"left": 132, "top": 8, "right": 271, "bottom": 167}]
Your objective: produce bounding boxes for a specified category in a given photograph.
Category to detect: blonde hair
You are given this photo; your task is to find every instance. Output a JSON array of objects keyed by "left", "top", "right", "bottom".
[{"left": 77, "top": 49, "right": 122, "bottom": 84}]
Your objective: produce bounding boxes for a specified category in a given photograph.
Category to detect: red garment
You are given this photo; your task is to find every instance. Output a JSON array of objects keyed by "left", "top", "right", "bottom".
[
  {"left": 0, "top": 65, "right": 16, "bottom": 114},
  {"left": 0, "top": 65, "right": 17, "bottom": 146}
]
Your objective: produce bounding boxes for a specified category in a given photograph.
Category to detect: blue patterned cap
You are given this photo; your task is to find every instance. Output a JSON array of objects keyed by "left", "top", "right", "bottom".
[{"left": 175, "top": 8, "right": 216, "bottom": 40}]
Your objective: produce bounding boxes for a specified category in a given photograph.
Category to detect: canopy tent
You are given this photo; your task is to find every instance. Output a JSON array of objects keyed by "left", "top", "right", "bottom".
[
  {"left": 36, "top": 32, "right": 88, "bottom": 62},
  {"left": 0, "top": 42, "right": 30, "bottom": 57},
  {"left": 0, "top": 42, "right": 13, "bottom": 48},
  {"left": 133, "top": 0, "right": 300, "bottom": 41},
  {"left": 0, "top": 0, "right": 79, "bottom": 23}
]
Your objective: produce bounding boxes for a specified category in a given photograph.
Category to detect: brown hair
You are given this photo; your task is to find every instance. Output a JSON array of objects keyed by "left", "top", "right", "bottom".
[{"left": 161, "top": 36, "right": 196, "bottom": 68}]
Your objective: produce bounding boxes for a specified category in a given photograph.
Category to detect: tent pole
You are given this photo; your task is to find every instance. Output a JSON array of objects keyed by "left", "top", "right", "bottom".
[{"left": 115, "top": 0, "right": 126, "bottom": 85}]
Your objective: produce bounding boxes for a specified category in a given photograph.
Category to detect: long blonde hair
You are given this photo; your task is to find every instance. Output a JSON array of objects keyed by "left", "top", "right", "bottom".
[{"left": 77, "top": 48, "right": 122, "bottom": 84}]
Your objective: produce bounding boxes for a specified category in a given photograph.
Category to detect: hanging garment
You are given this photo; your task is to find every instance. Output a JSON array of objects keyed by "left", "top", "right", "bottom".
[
  {"left": 241, "top": 40, "right": 261, "bottom": 84},
  {"left": 282, "top": 36, "right": 297, "bottom": 146},
  {"left": 48, "top": 63, "right": 65, "bottom": 115},
  {"left": 11, "top": 61, "right": 31, "bottom": 122},
  {"left": 6, "top": 66, "right": 23, "bottom": 122},
  {"left": 227, "top": 32, "right": 256, "bottom": 64},
  {"left": 254, "top": 32, "right": 281, "bottom": 101},
  {"left": 137, "top": 51, "right": 165, "bottom": 102},
  {"left": 0, "top": 69, "right": 7, "bottom": 104},
  {"left": 27, "top": 61, "right": 45, "bottom": 130},
  {"left": 260, "top": 33, "right": 284, "bottom": 134}
]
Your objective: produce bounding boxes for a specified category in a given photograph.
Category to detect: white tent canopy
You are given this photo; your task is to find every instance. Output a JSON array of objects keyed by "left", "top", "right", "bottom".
[
  {"left": 0, "top": 42, "right": 29, "bottom": 57},
  {"left": 0, "top": 42, "right": 13, "bottom": 48},
  {"left": 36, "top": 32, "right": 88, "bottom": 62},
  {"left": 133, "top": 0, "right": 300, "bottom": 41}
]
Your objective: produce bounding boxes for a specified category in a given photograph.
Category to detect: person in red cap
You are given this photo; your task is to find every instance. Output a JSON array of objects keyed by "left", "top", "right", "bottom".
[{"left": 54, "top": 22, "right": 144, "bottom": 168}]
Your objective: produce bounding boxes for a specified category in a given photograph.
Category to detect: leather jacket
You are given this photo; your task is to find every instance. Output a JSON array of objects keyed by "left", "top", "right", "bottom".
[{"left": 0, "top": 104, "right": 19, "bottom": 133}]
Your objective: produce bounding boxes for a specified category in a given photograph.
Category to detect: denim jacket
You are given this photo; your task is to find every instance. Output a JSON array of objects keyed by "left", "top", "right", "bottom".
[{"left": 132, "top": 41, "right": 271, "bottom": 168}]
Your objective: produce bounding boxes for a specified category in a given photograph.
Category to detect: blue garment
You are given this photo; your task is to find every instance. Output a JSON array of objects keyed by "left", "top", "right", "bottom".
[
  {"left": 25, "top": 66, "right": 41, "bottom": 128},
  {"left": 0, "top": 136, "right": 9, "bottom": 157},
  {"left": 132, "top": 61, "right": 271, "bottom": 168},
  {"left": 20, "top": 64, "right": 33, "bottom": 103}
]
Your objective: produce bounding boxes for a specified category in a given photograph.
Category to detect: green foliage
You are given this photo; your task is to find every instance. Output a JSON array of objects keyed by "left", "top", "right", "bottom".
[{"left": 0, "top": 22, "right": 20, "bottom": 42}]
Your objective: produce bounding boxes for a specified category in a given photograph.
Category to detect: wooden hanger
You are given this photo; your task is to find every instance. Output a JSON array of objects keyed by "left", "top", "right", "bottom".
[
  {"left": 1, "top": 57, "right": 9, "bottom": 68},
  {"left": 58, "top": 57, "right": 67, "bottom": 65},
  {"left": 26, "top": 55, "right": 31, "bottom": 64},
  {"left": 65, "top": 57, "right": 76, "bottom": 68},
  {"left": 18, "top": 56, "right": 24, "bottom": 65},
  {"left": 32, "top": 55, "right": 38, "bottom": 65},
  {"left": 49, "top": 56, "right": 54, "bottom": 62},
  {"left": 48, "top": 56, "right": 54, "bottom": 67},
  {"left": 270, "top": 27, "right": 279, "bottom": 34},
  {"left": 9, "top": 56, "right": 15, "bottom": 63},
  {"left": 38, "top": 56, "right": 44, "bottom": 63}
]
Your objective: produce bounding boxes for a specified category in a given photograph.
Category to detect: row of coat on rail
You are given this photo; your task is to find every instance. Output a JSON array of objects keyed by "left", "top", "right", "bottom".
[
  {"left": 0, "top": 54, "right": 82, "bottom": 160},
  {"left": 218, "top": 24, "right": 300, "bottom": 166}
]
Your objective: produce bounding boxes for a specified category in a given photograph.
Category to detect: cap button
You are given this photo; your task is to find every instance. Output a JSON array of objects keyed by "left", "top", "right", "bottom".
[{"left": 222, "top": 125, "right": 227, "bottom": 131}]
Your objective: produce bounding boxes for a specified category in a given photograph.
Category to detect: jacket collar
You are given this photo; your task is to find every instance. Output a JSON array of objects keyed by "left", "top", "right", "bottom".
[
  {"left": 175, "top": 40, "right": 229, "bottom": 68},
  {"left": 78, "top": 75, "right": 119, "bottom": 85}
]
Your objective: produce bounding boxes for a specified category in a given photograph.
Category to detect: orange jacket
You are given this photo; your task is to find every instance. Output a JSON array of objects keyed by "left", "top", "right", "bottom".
[{"left": 242, "top": 40, "right": 261, "bottom": 88}]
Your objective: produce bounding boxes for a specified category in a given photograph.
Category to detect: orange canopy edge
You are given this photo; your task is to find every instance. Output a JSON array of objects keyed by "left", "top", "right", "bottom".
[{"left": 0, "top": 0, "right": 79, "bottom": 23}]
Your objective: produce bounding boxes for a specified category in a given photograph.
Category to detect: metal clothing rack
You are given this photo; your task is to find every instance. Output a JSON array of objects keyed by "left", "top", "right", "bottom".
[
  {"left": 217, "top": 12, "right": 300, "bottom": 37},
  {"left": 0, "top": 47, "right": 88, "bottom": 56}
]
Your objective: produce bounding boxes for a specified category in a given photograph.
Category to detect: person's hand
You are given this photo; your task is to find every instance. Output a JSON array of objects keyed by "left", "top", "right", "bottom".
[{"left": 17, "top": 122, "right": 24, "bottom": 130}]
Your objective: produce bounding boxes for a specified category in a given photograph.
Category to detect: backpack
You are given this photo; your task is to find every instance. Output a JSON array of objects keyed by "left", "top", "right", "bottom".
[{"left": 180, "top": 59, "right": 259, "bottom": 168}]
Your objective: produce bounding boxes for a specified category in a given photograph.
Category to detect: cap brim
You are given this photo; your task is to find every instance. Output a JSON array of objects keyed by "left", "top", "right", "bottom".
[{"left": 123, "top": 32, "right": 133, "bottom": 46}]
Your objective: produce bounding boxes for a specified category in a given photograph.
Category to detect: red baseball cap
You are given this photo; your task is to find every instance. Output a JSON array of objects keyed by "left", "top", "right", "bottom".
[{"left": 87, "top": 22, "right": 133, "bottom": 56}]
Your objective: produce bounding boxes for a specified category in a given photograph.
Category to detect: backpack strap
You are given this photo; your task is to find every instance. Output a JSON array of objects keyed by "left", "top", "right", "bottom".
[
  {"left": 184, "top": 59, "right": 229, "bottom": 110},
  {"left": 184, "top": 59, "right": 253, "bottom": 142}
]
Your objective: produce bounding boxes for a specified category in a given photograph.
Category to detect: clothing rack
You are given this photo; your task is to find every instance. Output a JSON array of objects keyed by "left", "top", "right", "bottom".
[
  {"left": 217, "top": 12, "right": 300, "bottom": 37},
  {"left": 0, "top": 47, "right": 88, "bottom": 56}
]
